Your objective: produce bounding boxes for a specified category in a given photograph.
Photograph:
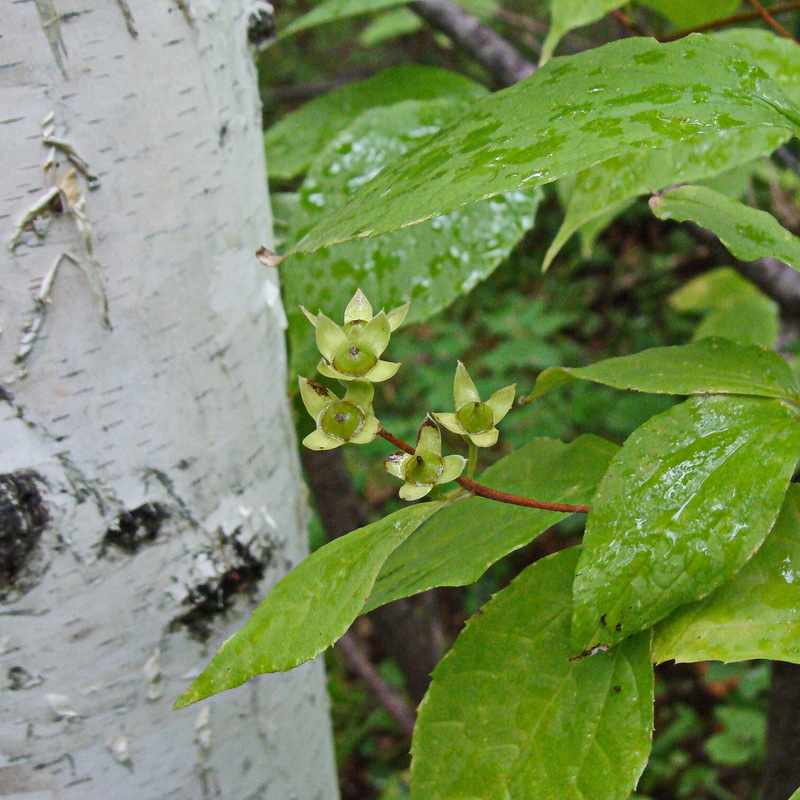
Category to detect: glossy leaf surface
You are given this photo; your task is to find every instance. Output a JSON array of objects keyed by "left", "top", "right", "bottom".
[
  {"left": 650, "top": 183, "right": 800, "bottom": 271},
  {"left": 283, "top": 99, "right": 539, "bottom": 375},
  {"left": 280, "top": 0, "right": 407, "bottom": 38},
  {"left": 541, "top": 0, "right": 623, "bottom": 63},
  {"left": 410, "top": 548, "right": 654, "bottom": 800},
  {"left": 572, "top": 394, "right": 800, "bottom": 654},
  {"left": 294, "top": 35, "right": 800, "bottom": 253},
  {"left": 365, "top": 435, "right": 617, "bottom": 611},
  {"left": 174, "top": 502, "right": 442, "bottom": 709},
  {"left": 669, "top": 267, "right": 779, "bottom": 348},
  {"left": 528, "top": 338, "right": 799, "bottom": 403},
  {"left": 265, "top": 65, "right": 486, "bottom": 181},
  {"left": 653, "top": 484, "right": 800, "bottom": 664}
]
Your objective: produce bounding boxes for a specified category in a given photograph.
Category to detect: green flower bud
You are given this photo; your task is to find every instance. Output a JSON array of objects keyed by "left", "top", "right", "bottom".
[
  {"left": 384, "top": 416, "right": 466, "bottom": 501},
  {"left": 433, "top": 362, "right": 515, "bottom": 448},
  {"left": 299, "top": 378, "right": 379, "bottom": 450},
  {"left": 404, "top": 451, "right": 444, "bottom": 486},
  {"left": 331, "top": 343, "right": 378, "bottom": 378},
  {"left": 455, "top": 400, "right": 495, "bottom": 435},
  {"left": 319, "top": 400, "right": 365, "bottom": 442}
]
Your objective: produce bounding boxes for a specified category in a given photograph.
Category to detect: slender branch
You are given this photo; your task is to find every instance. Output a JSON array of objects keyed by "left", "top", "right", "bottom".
[
  {"left": 378, "top": 428, "right": 590, "bottom": 514},
  {"left": 409, "top": 0, "right": 535, "bottom": 87},
  {"left": 336, "top": 631, "right": 417, "bottom": 738},
  {"left": 660, "top": 0, "right": 800, "bottom": 41},
  {"left": 746, "top": 0, "right": 797, "bottom": 40}
]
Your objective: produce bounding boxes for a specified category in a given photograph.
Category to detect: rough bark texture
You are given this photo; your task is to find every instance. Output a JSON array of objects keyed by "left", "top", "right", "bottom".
[
  {"left": 763, "top": 661, "right": 800, "bottom": 800},
  {"left": 1, "top": 3, "right": 338, "bottom": 798}
]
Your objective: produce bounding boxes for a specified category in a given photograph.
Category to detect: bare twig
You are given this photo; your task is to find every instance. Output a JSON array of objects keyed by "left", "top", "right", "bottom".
[
  {"left": 746, "top": 0, "right": 797, "bottom": 40},
  {"left": 660, "top": 0, "right": 800, "bottom": 41},
  {"left": 409, "top": 0, "right": 535, "bottom": 87},
  {"left": 336, "top": 632, "right": 417, "bottom": 738}
]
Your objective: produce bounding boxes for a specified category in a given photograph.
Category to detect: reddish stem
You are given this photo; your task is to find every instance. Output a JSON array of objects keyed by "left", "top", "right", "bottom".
[
  {"left": 377, "top": 428, "right": 590, "bottom": 514},
  {"left": 746, "top": 0, "right": 797, "bottom": 40}
]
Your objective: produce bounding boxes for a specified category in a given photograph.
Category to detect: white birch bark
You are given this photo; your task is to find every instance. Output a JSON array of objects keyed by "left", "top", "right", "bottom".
[{"left": 0, "top": 2, "right": 339, "bottom": 798}]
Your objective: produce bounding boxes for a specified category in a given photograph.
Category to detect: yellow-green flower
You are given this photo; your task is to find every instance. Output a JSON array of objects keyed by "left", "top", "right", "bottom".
[
  {"left": 299, "top": 377, "right": 379, "bottom": 450},
  {"left": 384, "top": 416, "right": 465, "bottom": 501},
  {"left": 433, "top": 361, "right": 515, "bottom": 448},
  {"left": 301, "top": 289, "right": 409, "bottom": 382}
]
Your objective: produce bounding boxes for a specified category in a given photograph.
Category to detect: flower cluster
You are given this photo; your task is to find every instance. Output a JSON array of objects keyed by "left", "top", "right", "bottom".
[{"left": 297, "top": 289, "right": 514, "bottom": 501}]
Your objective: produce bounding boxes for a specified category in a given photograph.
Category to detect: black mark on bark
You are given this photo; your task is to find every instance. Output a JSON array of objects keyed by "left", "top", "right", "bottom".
[
  {"left": 0, "top": 471, "right": 48, "bottom": 600},
  {"left": 101, "top": 503, "right": 170, "bottom": 555},
  {"left": 171, "top": 531, "right": 274, "bottom": 641}
]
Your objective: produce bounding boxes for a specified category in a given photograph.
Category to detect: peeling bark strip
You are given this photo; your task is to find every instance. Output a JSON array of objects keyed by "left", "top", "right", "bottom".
[{"left": 0, "top": 471, "right": 47, "bottom": 595}]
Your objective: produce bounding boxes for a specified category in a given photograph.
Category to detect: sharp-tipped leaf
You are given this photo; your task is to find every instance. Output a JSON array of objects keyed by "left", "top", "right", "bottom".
[
  {"left": 265, "top": 65, "right": 486, "bottom": 181},
  {"left": 283, "top": 98, "right": 540, "bottom": 375},
  {"left": 571, "top": 395, "right": 800, "bottom": 654},
  {"left": 527, "top": 338, "right": 799, "bottom": 404},
  {"left": 410, "top": 548, "right": 654, "bottom": 800},
  {"left": 653, "top": 484, "right": 800, "bottom": 664},
  {"left": 293, "top": 35, "right": 800, "bottom": 253},
  {"left": 174, "top": 502, "right": 442, "bottom": 709},
  {"left": 366, "top": 435, "right": 617, "bottom": 611},
  {"left": 651, "top": 184, "right": 800, "bottom": 271}
]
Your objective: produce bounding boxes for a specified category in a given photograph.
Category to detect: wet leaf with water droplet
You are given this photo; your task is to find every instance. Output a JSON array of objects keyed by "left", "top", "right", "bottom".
[
  {"left": 653, "top": 484, "right": 800, "bottom": 664},
  {"left": 174, "top": 502, "right": 443, "bottom": 709},
  {"left": 650, "top": 183, "right": 800, "bottom": 271},
  {"left": 571, "top": 394, "right": 800, "bottom": 655},
  {"left": 293, "top": 35, "right": 800, "bottom": 253},
  {"left": 282, "top": 98, "right": 540, "bottom": 376},
  {"left": 410, "top": 548, "right": 653, "bottom": 800},
  {"left": 365, "top": 435, "right": 617, "bottom": 611},
  {"left": 528, "top": 338, "right": 800, "bottom": 404},
  {"left": 265, "top": 65, "right": 487, "bottom": 180}
]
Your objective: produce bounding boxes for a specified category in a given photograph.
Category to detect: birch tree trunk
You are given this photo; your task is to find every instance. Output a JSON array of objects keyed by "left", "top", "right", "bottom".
[{"left": 0, "top": 2, "right": 339, "bottom": 798}]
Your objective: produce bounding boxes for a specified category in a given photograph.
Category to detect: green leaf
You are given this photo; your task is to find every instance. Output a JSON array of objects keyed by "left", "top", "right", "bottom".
[
  {"left": 293, "top": 35, "right": 800, "bottom": 253},
  {"left": 650, "top": 183, "right": 800, "bottom": 271},
  {"left": 790, "top": 787, "right": 800, "bottom": 800},
  {"left": 669, "top": 267, "right": 779, "bottom": 348},
  {"left": 716, "top": 29, "right": 800, "bottom": 108},
  {"left": 359, "top": 7, "right": 422, "bottom": 46},
  {"left": 639, "top": 0, "right": 739, "bottom": 27},
  {"left": 543, "top": 28, "right": 800, "bottom": 270},
  {"left": 541, "top": 0, "right": 624, "bottom": 64},
  {"left": 280, "top": 0, "right": 408, "bottom": 39},
  {"left": 410, "top": 548, "right": 654, "bottom": 800},
  {"left": 264, "top": 65, "right": 487, "bottom": 181},
  {"left": 543, "top": 127, "right": 789, "bottom": 271},
  {"left": 365, "top": 435, "right": 617, "bottom": 612},
  {"left": 283, "top": 98, "right": 540, "bottom": 375},
  {"left": 571, "top": 394, "right": 800, "bottom": 654},
  {"left": 174, "top": 502, "right": 442, "bottom": 709},
  {"left": 653, "top": 484, "right": 800, "bottom": 664},
  {"left": 527, "top": 338, "right": 799, "bottom": 403}
]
